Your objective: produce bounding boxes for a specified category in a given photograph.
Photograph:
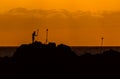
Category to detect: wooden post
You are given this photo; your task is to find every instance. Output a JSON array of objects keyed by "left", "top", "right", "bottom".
[{"left": 46, "top": 29, "right": 48, "bottom": 44}]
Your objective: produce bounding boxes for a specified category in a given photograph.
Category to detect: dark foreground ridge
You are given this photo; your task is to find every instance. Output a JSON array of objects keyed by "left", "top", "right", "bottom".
[{"left": 0, "top": 41, "right": 120, "bottom": 78}]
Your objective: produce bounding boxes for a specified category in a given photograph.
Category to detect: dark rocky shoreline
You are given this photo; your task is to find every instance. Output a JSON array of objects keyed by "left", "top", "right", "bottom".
[{"left": 0, "top": 41, "right": 120, "bottom": 78}]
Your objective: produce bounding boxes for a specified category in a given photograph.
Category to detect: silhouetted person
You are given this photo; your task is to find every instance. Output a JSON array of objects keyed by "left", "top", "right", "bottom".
[{"left": 32, "top": 31, "right": 37, "bottom": 43}]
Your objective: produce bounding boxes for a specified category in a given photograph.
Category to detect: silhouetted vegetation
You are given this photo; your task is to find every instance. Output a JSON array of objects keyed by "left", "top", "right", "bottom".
[{"left": 0, "top": 41, "right": 120, "bottom": 78}]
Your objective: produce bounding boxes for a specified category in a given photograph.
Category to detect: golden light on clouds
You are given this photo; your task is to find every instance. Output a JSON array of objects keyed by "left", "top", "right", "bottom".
[
  {"left": 0, "top": 0, "right": 120, "bottom": 46},
  {"left": 0, "top": 0, "right": 120, "bottom": 12}
]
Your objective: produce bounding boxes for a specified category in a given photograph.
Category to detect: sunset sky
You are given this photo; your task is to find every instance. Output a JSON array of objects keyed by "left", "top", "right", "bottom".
[
  {"left": 0, "top": 0, "right": 120, "bottom": 12},
  {"left": 0, "top": 0, "right": 120, "bottom": 46}
]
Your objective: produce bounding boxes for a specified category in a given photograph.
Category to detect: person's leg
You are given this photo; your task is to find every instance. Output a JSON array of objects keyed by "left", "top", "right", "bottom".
[{"left": 32, "top": 37, "right": 34, "bottom": 43}]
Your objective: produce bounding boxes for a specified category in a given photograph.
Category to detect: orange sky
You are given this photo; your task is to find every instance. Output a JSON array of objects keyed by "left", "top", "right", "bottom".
[
  {"left": 0, "top": 0, "right": 120, "bottom": 12},
  {"left": 0, "top": 0, "right": 120, "bottom": 46}
]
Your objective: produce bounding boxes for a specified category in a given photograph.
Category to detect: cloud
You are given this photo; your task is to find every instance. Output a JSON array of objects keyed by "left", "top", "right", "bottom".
[
  {"left": 0, "top": 8, "right": 120, "bottom": 45},
  {"left": 1, "top": 8, "right": 120, "bottom": 32}
]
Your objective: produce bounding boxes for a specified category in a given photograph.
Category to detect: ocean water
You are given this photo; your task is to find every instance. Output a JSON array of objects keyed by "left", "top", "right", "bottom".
[
  {"left": 0, "top": 47, "right": 18, "bottom": 57},
  {"left": 0, "top": 46, "right": 120, "bottom": 57},
  {"left": 71, "top": 46, "right": 120, "bottom": 56}
]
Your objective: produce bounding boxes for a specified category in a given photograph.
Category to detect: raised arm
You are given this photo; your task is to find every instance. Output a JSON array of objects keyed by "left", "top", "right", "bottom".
[{"left": 36, "top": 29, "right": 39, "bottom": 36}]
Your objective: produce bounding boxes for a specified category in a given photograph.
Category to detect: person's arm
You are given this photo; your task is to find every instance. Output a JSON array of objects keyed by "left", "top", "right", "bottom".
[{"left": 36, "top": 29, "right": 39, "bottom": 36}]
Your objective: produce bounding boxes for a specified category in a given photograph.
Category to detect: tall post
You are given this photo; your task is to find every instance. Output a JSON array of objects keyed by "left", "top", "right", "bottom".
[
  {"left": 46, "top": 29, "right": 48, "bottom": 44},
  {"left": 101, "top": 37, "right": 104, "bottom": 53},
  {"left": 101, "top": 37, "right": 104, "bottom": 47}
]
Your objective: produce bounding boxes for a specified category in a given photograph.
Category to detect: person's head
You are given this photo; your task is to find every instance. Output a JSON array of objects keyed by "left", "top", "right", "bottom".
[{"left": 33, "top": 31, "right": 36, "bottom": 34}]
